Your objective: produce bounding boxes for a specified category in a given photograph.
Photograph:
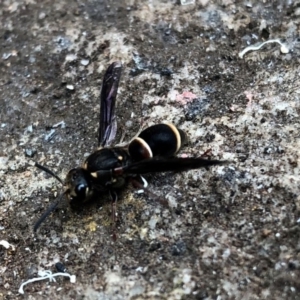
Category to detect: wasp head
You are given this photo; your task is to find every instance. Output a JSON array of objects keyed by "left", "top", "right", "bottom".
[{"left": 65, "top": 168, "right": 92, "bottom": 206}]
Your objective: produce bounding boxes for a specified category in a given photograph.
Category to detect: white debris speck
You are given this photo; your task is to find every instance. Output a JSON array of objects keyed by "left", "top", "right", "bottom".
[
  {"left": 52, "top": 121, "right": 66, "bottom": 128},
  {"left": 38, "top": 12, "right": 46, "bottom": 20},
  {"left": 26, "top": 125, "right": 33, "bottom": 133},
  {"left": 44, "top": 129, "right": 56, "bottom": 141},
  {"left": 166, "top": 193, "right": 177, "bottom": 208},
  {"left": 136, "top": 266, "right": 148, "bottom": 273},
  {"left": 2, "top": 53, "right": 12, "bottom": 60},
  {"left": 239, "top": 39, "right": 289, "bottom": 58},
  {"left": 140, "top": 228, "right": 148, "bottom": 240},
  {"left": 125, "top": 120, "right": 133, "bottom": 128},
  {"left": 0, "top": 240, "right": 15, "bottom": 250},
  {"left": 18, "top": 270, "right": 76, "bottom": 294},
  {"left": 66, "top": 84, "right": 74, "bottom": 90},
  {"left": 148, "top": 215, "right": 160, "bottom": 230},
  {"left": 80, "top": 59, "right": 90, "bottom": 66},
  {"left": 180, "top": 0, "right": 195, "bottom": 5},
  {"left": 222, "top": 248, "right": 231, "bottom": 259},
  {"left": 129, "top": 283, "right": 145, "bottom": 297},
  {"left": 140, "top": 176, "right": 148, "bottom": 188},
  {"left": 65, "top": 54, "right": 77, "bottom": 62},
  {"left": 275, "top": 262, "right": 282, "bottom": 270},
  {"left": 105, "top": 272, "right": 121, "bottom": 284}
]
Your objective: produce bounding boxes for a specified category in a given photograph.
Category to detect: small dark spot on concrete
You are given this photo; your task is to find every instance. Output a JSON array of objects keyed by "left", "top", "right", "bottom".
[
  {"left": 171, "top": 240, "right": 186, "bottom": 256},
  {"left": 28, "top": 86, "right": 39, "bottom": 94},
  {"left": 222, "top": 168, "right": 236, "bottom": 183},
  {"left": 194, "top": 290, "right": 209, "bottom": 300},
  {"left": 55, "top": 262, "right": 67, "bottom": 273},
  {"left": 288, "top": 260, "right": 299, "bottom": 270},
  {"left": 238, "top": 154, "right": 248, "bottom": 162},
  {"left": 277, "top": 147, "right": 284, "bottom": 154},
  {"left": 153, "top": 67, "right": 173, "bottom": 77},
  {"left": 204, "top": 133, "right": 215, "bottom": 143},
  {"left": 149, "top": 241, "right": 161, "bottom": 252},
  {"left": 174, "top": 208, "right": 182, "bottom": 215},
  {"left": 184, "top": 98, "right": 209, "bottom": 121},
  {"left": 24, "top": 148, "right": 37, "bottom": 158},
  {"left": 261, "top": 28, "right": 270, "bottom": 39}
]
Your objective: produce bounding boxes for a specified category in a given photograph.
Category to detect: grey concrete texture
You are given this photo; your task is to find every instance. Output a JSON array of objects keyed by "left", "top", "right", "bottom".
[{"left": 0, "top": 0, "right": 300, "bottom": 299}]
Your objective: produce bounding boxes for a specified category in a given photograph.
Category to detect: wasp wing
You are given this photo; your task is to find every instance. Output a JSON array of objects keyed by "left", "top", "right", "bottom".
[
  {"left": 120, "top": 157, "right": 229, "bottom": 175},
  {"left": 92, "top": 157, "right": 229, "bottom": 185},
  {"left": 98, "top": 61, "right": 123, "bottom": 147}
]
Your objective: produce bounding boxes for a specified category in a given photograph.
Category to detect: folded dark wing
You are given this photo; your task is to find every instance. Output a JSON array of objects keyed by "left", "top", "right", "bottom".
[
  {"left": 98, "top": 61, "right": 123, "bottom": 147},
  {"left": 122, "top": 157, "right": 228, "bottom": 174}
]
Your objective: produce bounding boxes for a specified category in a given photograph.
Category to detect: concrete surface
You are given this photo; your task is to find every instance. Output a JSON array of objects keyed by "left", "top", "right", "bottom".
[{"left": 1, "top": 0, "right": 300, "bottom": 299}]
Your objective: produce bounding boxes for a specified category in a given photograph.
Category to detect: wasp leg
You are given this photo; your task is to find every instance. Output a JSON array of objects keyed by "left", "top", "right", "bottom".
[
  {"left": 112, "top": 123, "right": 127, "bottom": 147},
  {"left": 33, "top": 193, "right": 65, "bottom": 232},
  {"left": 130, "top": 176, "right": 168, "bottom": 207},
  {"left": 109, "top": 190, "right": 118, "bottom": 241},
  {"left": 200, "top": 148, "right": 212, "bottom": 158},
  {"left": 114, "top": 118, "right": 146, "bottom": 148},
  {"left": 140, "top": 175, "right": 148, "bottom": 188},
  {"left": 133, "top": 175, "right": 148, "bottom": 194}
]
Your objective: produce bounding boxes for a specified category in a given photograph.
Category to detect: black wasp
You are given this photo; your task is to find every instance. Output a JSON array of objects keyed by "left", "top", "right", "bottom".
[{"left": 34, "top": 61, "right": 227, "bottom": 232}]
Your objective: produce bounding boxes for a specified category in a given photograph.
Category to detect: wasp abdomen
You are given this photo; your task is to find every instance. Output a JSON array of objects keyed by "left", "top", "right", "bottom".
[{"left": 128, "top": 123, "right": 187, "bottom": 161}]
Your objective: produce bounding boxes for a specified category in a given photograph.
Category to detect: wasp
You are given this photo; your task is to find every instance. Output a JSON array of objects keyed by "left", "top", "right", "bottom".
[{"left": 34, "top": 61, "right": 228, "bottom": 232}]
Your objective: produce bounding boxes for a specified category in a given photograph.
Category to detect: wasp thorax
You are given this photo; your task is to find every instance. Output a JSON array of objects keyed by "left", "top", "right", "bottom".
[{"left": 66, "top": 168, "right": 91, "bottom": 204}]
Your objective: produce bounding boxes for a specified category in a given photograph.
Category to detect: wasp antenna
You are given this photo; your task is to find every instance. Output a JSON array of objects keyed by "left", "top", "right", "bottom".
[
  {"left": 35, "top": 162, "right": 64, "bottom": 185},
  {"left": 33, "top": 193, "right": 65, "bottom": 232}
]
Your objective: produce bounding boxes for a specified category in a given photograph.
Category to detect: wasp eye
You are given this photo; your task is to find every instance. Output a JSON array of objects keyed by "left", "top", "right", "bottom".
[{"left": 75, "top": 184, "right": 86, "bottom": 196}]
